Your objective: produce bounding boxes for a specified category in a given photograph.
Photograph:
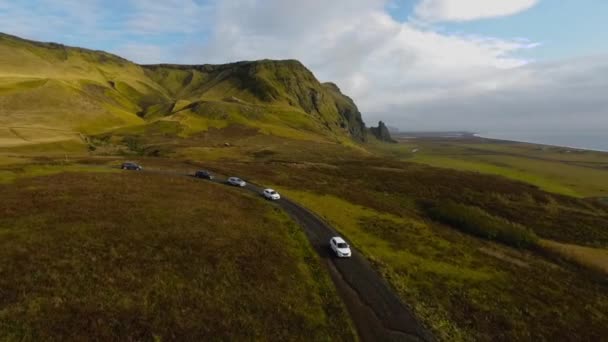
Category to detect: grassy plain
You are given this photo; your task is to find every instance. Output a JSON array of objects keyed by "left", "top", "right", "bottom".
[
  {"left": 184, "top": 138, "right": 608, "bottom": 341},
  {"left": 2, "top": 110, "right": 608, "bottom": 341},
  {"left": 0, "top": 171, "right": 355, "bottom": 340},
  {"left": 375, "top": 137, "right": 608, "bottom": 198},
  {"left": 2, "top": 127, "right": 608, "bottom": 341}
]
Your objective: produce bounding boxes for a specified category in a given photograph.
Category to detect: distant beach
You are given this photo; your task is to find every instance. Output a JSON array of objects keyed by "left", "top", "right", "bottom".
[{"left": 476, "top": 131, "right": 608, "bottom": 152}]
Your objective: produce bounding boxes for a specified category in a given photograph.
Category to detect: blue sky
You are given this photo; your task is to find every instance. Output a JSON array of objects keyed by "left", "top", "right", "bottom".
[
  {"left": 387, "top": 0, "right": 608, "bottom": 61},
  {"left": 1, "top": 0, "right": 606, "bottom": 132}
]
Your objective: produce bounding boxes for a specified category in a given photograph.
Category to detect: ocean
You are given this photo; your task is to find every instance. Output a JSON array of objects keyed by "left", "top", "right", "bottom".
[{"left": 478, "top": 131, "right": 608, "bottom": 152}]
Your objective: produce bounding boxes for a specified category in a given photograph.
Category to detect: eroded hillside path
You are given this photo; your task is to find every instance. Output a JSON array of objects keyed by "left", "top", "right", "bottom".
[{"left": 135, "top": 166, "right": 434, "bottom": 342}]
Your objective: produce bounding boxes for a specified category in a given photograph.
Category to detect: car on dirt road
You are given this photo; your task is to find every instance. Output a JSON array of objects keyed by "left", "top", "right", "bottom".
[
  {"left": 330, "top": 237, "right": 352, "bottom": 258},
  {"left": 227, "top": 177, "right": 246, "bottom": 187},
  {"left": 195, "top": 170, "right": 214, "bottom": 180},
  {"left": 262, "top": 188, "right": 281, "bottom": 200},
  {"left": 121, "top": 162, "right": 142, "bottom": 171}
]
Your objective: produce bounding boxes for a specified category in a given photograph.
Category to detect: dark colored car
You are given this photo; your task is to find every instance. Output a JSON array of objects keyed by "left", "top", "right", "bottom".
[
  {"left": 121, "top": 162, "right": 142, "bottom": 170},
  {"left": 195, "top": 170, "right": 214, "bottom": 180}
]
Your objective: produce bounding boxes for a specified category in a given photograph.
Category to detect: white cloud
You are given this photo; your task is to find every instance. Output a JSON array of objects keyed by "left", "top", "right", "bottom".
[
  {"left": 415, "top": 0, "right": 539, "bottom": 22},
  {"left": 365, "top": 55, "right": 608, "bottom": 132}
]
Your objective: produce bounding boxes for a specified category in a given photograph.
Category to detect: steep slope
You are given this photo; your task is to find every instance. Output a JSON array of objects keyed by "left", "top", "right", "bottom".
[
  {"left": 142, "top": 61, "right": 367, "bottom": 141},
  {"left": 0, "top": 33, "right": 367, "bottom": 148},
  {"left": 0, "top": 33, "right": 170, "bottom": 146},
  {"left": 323, "top": 82, "right": 367, "bottom": 141}
]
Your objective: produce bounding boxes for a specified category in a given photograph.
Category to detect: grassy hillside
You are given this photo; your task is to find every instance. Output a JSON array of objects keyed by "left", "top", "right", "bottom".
[
  {"left": 0, "top": 33, "right": 170, "bottom": 146},
  {"left": 0, "top": 170, "right": 355, "bottom": 340},
  {"left": 0, "top": 33, "right": 367, "bottom": 149},
  {"left": 141, "top": 61, "right": 367, "bottom": 141}
]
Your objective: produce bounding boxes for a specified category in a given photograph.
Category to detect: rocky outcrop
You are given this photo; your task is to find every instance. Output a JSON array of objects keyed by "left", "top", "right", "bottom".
[{"left": 370, "top": 121, "right": 396, "bottom": 143}]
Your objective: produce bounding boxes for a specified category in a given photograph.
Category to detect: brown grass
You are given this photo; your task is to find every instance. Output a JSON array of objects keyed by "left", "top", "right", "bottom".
[
  {"left": 180, "top": 156, "right": 608, "bottom": 341},
  {"left": 478, "top": 247, "right": 530, "bottom": 268},
  {"left": 0, "top": 171, "right": 355, "bottom": 341},
  {"left": 540, "top": 239, "right": 608, "bottom": 275},
  {"left": 5, "top": 130, "right": 608, "bottom": 341}
]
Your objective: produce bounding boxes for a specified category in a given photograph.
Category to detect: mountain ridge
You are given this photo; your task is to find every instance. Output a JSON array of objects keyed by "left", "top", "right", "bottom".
[
  {"left": 142, "top": 60, "right": 367, "bottom": 141},
  {"left": 0, "top": 32, "right": 369, "bottom": 147}
]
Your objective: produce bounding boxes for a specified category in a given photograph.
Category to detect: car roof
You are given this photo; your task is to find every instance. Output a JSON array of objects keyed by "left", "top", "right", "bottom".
[
  {"left": 264, "top": 188, "right": 276, "bottom": 192},
  {"left": 197, "top": 170, "right": 210, "bottom": 173},
  {"left": 332, "top": 237, "right": 347, "bottom": 244}
]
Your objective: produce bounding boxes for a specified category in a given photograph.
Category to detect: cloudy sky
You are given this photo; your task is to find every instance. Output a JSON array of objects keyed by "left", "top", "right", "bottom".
[{"left": 1, "top": 0, "right": 607, "bottom": 133}]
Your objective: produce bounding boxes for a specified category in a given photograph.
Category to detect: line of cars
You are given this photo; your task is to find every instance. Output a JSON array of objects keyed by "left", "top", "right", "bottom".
[
  {"left": 121, "top": 162, "right": 351, "bottom": 258},
  {"left": 196, "top": 171, "right": 281, "bottom": 200}
]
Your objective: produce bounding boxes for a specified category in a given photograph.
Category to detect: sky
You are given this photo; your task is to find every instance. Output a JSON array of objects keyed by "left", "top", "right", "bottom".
[{"left": 1, "top": 0, "right": 607, "bottom": 133}]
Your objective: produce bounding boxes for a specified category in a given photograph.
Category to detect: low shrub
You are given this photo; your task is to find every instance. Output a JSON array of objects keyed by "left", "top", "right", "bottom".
[{"left": 425, "top": 200, "right": 539, "bottom": 249}]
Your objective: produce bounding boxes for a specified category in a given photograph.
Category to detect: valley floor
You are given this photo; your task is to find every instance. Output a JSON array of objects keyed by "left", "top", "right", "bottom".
[{"left": 1, "top": 131, "right": 608, "bottom": 341}]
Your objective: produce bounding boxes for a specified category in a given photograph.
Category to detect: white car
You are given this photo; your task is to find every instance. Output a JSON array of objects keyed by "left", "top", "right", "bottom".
[
  {"left": 329, "top": 237, "right": 352, "bottom": 258},
  {"left": 262, "top": 188, "right": 281, "bottom": 200},
  {"left": 227, "top": 177, "right": 246, "bottom": 187}
]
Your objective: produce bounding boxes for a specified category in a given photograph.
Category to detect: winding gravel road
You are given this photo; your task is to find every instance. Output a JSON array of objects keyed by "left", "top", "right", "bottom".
[
  {"left": 241, "top": 182, "right": 433, "bottom": 342},
  {"left": 135, "top": 166, "right": 434, "bottom": 341}
]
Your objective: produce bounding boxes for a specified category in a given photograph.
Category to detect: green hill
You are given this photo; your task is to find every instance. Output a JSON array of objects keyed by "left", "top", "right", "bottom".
[{"left": 0, "top": 33, "right": 367, "bottom": 148}]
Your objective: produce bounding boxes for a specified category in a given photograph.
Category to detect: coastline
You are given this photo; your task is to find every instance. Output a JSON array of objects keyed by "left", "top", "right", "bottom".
[{"left": 473, "top": 133, "right": 608, "bottom": 153}]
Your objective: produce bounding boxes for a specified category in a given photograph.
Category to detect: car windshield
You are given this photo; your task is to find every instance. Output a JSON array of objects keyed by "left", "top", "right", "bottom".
[
  {"left": 268, "top": 190, "right": 276, "bottom": 194},
  {"left": 337, "top": 243, "right": 348, "bottom": 249}
]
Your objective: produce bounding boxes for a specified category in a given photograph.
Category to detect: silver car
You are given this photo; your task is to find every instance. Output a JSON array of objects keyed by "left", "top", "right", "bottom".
[{"left": 227, "top": 177, "right": 246, "bottom": 187}]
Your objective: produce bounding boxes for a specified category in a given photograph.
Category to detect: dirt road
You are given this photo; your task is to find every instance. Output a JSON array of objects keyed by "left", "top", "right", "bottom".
[
  {"left": 243, "top": 182, "right": 433, "bottom": 342},
  {"left": 133, "top": 166, "right": 433, "bottom": 341}
]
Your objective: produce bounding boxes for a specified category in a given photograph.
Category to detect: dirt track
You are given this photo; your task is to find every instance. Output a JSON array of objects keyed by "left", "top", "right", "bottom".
[
  {"left": 227, "top": 177, "right": 433, "bottom": 341},
  {"left": 253, "top": 188, "right": 433, "bottom": 342}
]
